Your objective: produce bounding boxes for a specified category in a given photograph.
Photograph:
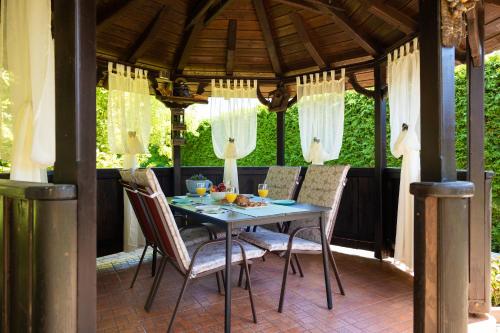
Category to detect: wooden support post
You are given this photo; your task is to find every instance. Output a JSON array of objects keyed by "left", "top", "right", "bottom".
[
  {"left": 373, "top": 64, "right": 387, "bottom": 260},
  {"left": 466, "top": 1, "right": 490, "bottom": 315},
  {"left": 53, "top": 0, "right": 96, "bottom": 332},
  {"left": 170, "top": 107, "right": 185, "bottom": 195},
  {"left": 414, "top": 1, "right": 474, "bottom": 332},
  {"left": 419, "top": 0, "right": 457, "bottom": 182},
  {"left": 277, "top": 111, "right": 285, "bottom": 166},
  {"left": 411, "top": 182, "right": 474, "bottom": 333}
]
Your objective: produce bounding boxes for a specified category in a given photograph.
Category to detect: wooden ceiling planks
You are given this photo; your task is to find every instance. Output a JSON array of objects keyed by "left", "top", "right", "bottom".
[
  {"left": 253, "top": 0, "right": 284, "bottom": 74},
  {"left": 95, "top": 0, "right": 500, "bottom": 89}
]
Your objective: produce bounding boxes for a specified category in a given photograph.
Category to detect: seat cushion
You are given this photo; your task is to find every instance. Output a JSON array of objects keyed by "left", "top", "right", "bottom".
[
  {"left": 187, "top": 240, "right": 266, "bottom": 278},
  {"left": 180, "top": 227, "right": 212, "bottom": 247},
  {"left": 239, "top": 230, "right": 325, "bottom": 252}
]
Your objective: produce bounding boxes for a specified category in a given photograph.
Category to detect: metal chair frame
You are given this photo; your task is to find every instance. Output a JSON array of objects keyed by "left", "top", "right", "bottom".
[
  {"left": 134, "top": 185, "right": 259, "bottom": 332},
  {"left": 239, "top": 168, "right": 349, "bottom": 312}
]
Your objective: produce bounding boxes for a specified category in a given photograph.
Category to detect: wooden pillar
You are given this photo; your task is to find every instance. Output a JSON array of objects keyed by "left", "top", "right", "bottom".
[
  {"left": 419, "top": 0, "right": 457, "bottom": 182},
  {"left": 414, "top": 1, "right": 474, "bottom": 332},
  {"left": 277, "top": 111, "right": 285, "bottom": 165},
  {"left": 411, "top": 182, "right": 473, "bottom": 333},
  {"left": 373, "top": 64, "right": 387, "bottom": 259},
  {"left": 170, "top": 107, "right": 185, "bottom": 195},
  {"left": 466, "top": 2, "right": 490, "bottom": 315},
  {"left": 52, "top": 0, "right": 97, "bottom": 332}
]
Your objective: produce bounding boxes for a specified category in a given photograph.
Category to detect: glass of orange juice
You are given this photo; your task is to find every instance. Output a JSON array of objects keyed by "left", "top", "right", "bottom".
[
  {"left": 258, "top": 183, "right": 268, "bottom": 202},
  {"left": 195, "top": 182, "right": 206, "bottom": 197},
  {"left": 225, "top": 186, "right": 237, "bottom": 206}
]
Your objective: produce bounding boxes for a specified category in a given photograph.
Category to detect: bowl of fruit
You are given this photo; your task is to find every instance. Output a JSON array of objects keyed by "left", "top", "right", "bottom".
[{"left": 210, "top": 182, "right": 228, "bottom": 201}]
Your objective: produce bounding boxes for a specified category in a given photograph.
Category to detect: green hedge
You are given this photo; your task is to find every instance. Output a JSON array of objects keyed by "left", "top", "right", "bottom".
[{"left": 181, "top": 55, "right": 500, "bottom": 250}]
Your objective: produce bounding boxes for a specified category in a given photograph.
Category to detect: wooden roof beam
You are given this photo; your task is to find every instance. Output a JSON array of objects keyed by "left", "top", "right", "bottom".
[
  {"left": 174, "top": 20, "right": 204, "bottom": 73},
  {"left": 205, "top": 0, "right": 237, "bottom": 27},
  {"left": 466, "top": 7, "right": 482, "bottom": 66},
  {"left": 253, "top": 0, "right": 283, "bottom": 75},
  {"left": 485, "top": 0, "right": 500, "bottom": 6},
  {"left": 226, "top": 20, "right": 237, "bottom": 75},
  {"left": 289, "top": 12, "right": 327, "bottom": 69},
  {"left": 97, "top": 0, "right": 142, "bottom": 34},
  {"left": 358, "top": 0, "right": 417, "bottom": 34},
  {"left": 323, "top": 6, "right": 381, "bottom": 56},
  {"left": 126, "top": 6, "right": 169, "bottom": 63},
  {"left": 185, "top": 0, "right": 217, "bottom": 30},
  {"left": 273, "top": 0, "right": 326, "bottom": 15},
  {"left": 174, "top": 1, "right": 233, "bottom": 73}
]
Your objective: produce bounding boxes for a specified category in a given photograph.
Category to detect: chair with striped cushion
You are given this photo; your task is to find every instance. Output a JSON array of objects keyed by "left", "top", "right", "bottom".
[
  {"left": 130, "top": 168, "right": 266, "bottom": 331},
  {"left": 120, "top": 170, "right": 215, "bottom": 289},
  {"left": 239, "top": 164, "right": 350, "bottom": 312}
]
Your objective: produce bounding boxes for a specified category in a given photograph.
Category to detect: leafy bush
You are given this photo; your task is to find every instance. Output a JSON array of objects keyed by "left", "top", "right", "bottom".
[
  {"left": 180, "top": 55, "right": 499, "bottom": 250},
  {"left": 492, "top": 256, "right": 500, "bottom": 306}
]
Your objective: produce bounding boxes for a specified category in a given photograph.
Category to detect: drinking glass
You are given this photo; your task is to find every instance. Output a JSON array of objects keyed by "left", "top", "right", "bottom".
[
  {"left": 195, "top": 182, "right": 206, "bottom": 197},
  {"left": 225, "top": 186, "right": 237, "bottom": 206},
  {"left": 258, "top": 183, "right": 268, "bottom": 202}
]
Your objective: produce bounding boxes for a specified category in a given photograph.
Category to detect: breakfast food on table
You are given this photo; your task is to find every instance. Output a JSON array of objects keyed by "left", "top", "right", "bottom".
[{"left": 234, "top": 195, "right": 267, "bottom": 208}]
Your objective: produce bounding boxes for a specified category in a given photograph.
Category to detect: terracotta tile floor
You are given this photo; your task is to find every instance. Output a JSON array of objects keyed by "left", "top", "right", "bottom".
[{"left": 97, "top": 247, "right": 413, "bottom": 333}]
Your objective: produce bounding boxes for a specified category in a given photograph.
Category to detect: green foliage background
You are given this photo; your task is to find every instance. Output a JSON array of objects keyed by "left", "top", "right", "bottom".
[{"left": 180, "top": 55, "right": 500, "bottom": 250}]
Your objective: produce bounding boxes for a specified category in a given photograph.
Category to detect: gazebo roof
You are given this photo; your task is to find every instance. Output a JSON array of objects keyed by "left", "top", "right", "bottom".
[{"left": 96, "top": 0, "right": 500, "bottom": 91}]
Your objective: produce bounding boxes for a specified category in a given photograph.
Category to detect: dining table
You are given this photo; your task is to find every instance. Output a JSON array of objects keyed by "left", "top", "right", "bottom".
[{"left": 168, "top": 195, "right": 333, "bottom": 333}]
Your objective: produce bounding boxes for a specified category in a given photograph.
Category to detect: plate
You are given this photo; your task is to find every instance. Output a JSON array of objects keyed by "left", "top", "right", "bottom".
[
  {"left": 272, "top": 199, "right": 296, "bottom": 206},
  {"left": 195, "top": 205, "right": 224, "bottom": 214},
  {"left": 172, "top": 198, "right": 191, "bottom": 205}
]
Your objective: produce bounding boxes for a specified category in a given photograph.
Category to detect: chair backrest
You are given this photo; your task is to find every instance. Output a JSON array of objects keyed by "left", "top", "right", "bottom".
[
  {"left": 119, "top": 174, "right": 157, "bottom": 246},
  {"left": 264, "top": 166, "right": 301, "bottom": 200},
  {"left": 295, "top": 165, "right": 350, "bottom": 243},
  {"left": 129, "top": 168, "right": 191, "bottom": 273}
]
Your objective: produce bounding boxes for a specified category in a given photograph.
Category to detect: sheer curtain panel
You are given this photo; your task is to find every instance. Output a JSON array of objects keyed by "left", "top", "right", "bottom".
[
  {"left": 297, "top": 69, "right": 345, "bottom": 165},
  {"left": 0, "top": 0, "right": 55, "bottom": 182},
  {"left": 210, "top": 79, "right": 259, "bottom": 192},
  {"left": 387, "top": 39, "right": 420, "bottom": 271},
  {"left": 107, "top": 62, "right": 152, "bottom": 251}
]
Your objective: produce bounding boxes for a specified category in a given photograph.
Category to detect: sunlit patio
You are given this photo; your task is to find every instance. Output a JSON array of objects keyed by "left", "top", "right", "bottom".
[
  {"left": 97, "top": 247, "right": 413, "bottom": 333},
  {"left": 0, "top": 0, "right": 498, "bottom": 332}
]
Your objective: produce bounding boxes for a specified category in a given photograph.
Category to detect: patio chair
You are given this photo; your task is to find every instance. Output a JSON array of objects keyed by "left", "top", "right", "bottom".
[
  {"left": 239, "top": 164, "right": 350, "bottom": 312},
  {"left": 120, "top": 170, "right": 223, "bottom": 290},
  {"left": 254, "top": 166, "right": 301, "bottom": 233},
  {"left": 130, "top": 168, "right": 265, "bottom": 330}
]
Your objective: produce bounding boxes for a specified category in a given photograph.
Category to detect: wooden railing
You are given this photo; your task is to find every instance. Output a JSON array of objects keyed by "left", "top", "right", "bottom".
[{"left": 0, "top": 180, "right": 77, "bottom": 332}]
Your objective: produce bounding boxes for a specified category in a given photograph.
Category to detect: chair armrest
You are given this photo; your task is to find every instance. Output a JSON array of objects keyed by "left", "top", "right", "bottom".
[
  {"left": 178, "top": 224, "right": 215, "bottom": 240},
  {"left": 188, "top": 239, "right": 252, "bottom": 272},
  {"left": 286, "top": 226, "right": 322, "bottom": 252}
]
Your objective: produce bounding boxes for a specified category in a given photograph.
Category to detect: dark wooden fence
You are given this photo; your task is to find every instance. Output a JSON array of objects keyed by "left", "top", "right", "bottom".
[
  {"left": 96, "top": 166, "right": 400, "bottom": 257},
  {"left": 1, "top": 167, "right": 485, "bottom": 258}
]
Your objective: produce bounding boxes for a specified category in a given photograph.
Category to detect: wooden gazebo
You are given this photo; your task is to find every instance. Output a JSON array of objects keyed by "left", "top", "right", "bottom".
[{"left": 0, "top": 0, "right": 499, "bottom": 332}]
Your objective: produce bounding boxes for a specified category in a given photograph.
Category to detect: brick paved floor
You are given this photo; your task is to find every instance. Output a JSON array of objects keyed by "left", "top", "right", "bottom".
[{"left": 97, "top": 247, "right": 413, "bottom": 332}]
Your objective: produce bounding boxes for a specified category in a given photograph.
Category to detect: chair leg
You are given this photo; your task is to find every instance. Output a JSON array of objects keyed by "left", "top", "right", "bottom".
[
  {"left": 144, "top": 257, "right": 168, "bottom": 312},
  {"left": 130, "top": 245, "right": 148, "bottom": 289},
  {"left": 290, "top": 258, "right": 297, "bottom": 275},
  {"left": 328, "top": 250, "right": 345, "bottom": 296},
  {"left": 215, "top": 271, "right": 223, "bottom": 295},
  {"left": 245, "top": 264, "right": 252, "bottom": 290},
  {"left": 278, "top": 249, "right": 293, "bottom": 313},
  {"left": 167, "top": 273, "right": 191, "bottom": 333},
  {"left": 294, "top": 254, "right": 304, "bottom": 278},
  {"left": 151, "top": 245, "right": 157, "bottom": 277},
  {"left": 238, "top": 265, "right": 244, "bottom": 287},
  {"left": 242, "top": 261, "right": 258, "bottom": 323}
]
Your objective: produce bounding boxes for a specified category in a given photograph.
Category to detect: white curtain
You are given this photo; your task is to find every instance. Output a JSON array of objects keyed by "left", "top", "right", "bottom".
[
  {"left": 297, "top": 69, "right": 345, "bottom": 165},
  {"left": 107, "top": 62, "right": 151, "bottom": 251},
  {"left": 0, "top": 0, "right": 55, "bottom": 182},
  {"left": 388, "top": 38, "right": 420, "bottom": 271},
  {"left": 210, "top": 79, "right": 259, "bottom": 192}
]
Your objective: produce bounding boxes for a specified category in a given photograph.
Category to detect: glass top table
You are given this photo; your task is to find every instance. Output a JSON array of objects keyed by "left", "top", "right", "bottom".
[{"left": 168, "top": 196, "right": 334, "bottom": 333}]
